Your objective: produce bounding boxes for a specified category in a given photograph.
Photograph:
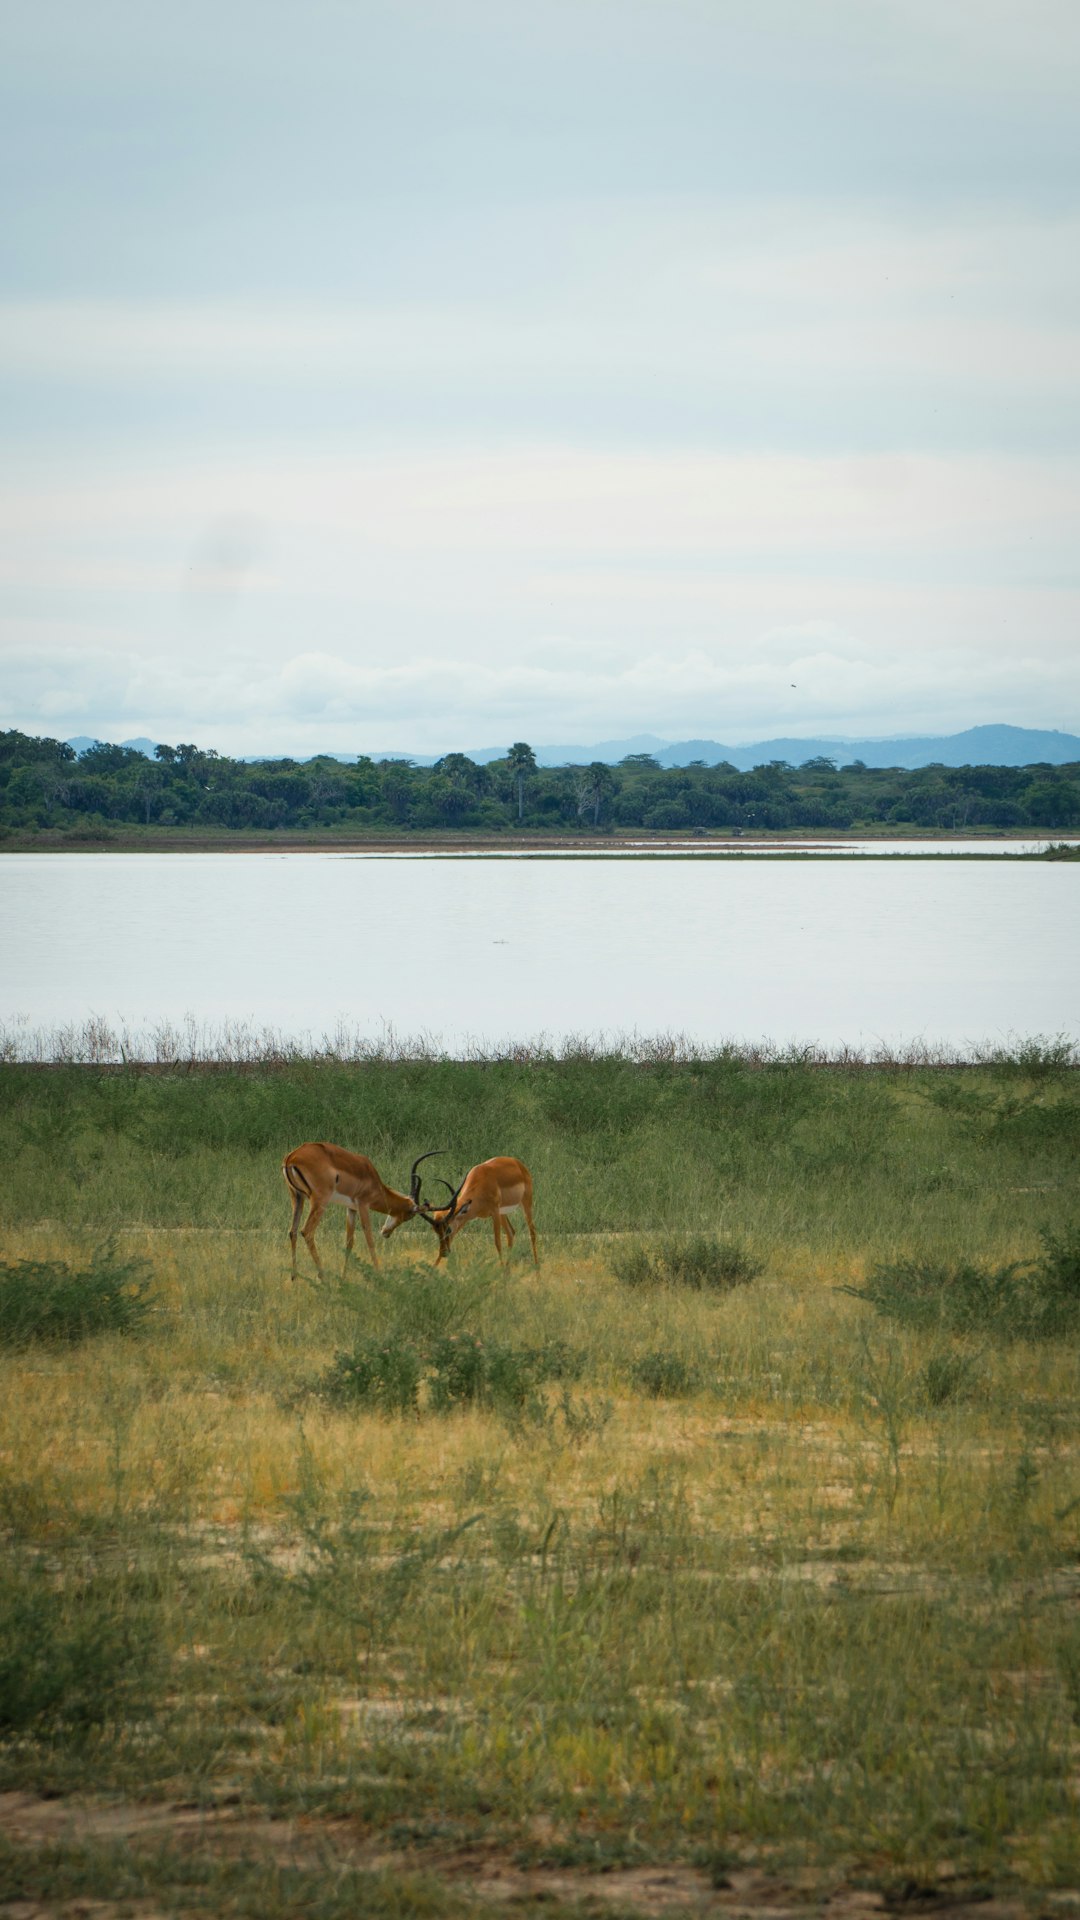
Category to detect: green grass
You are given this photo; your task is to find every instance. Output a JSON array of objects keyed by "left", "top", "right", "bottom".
[{"left": 1, "top": 1055, "right": 1079, "bottom": 1913}]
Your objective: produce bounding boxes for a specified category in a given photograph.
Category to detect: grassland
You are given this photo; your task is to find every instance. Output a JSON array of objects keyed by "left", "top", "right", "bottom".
[{"left": 1, "top": 1052, "right": 1079, "bottom": 1917}]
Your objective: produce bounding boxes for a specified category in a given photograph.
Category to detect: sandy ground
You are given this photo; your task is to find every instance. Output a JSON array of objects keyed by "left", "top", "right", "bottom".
[{"left": 0, "top": 1791, "right": 1038, "bottom": 1918}]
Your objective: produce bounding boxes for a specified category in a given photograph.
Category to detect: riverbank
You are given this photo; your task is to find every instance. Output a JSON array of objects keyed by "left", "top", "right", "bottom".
[{"left": 1, "top": 822, "right": 1076, "bottom": 854}]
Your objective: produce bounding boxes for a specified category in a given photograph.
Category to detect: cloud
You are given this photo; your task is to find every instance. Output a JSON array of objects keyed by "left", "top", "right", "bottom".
[
  {"left": 2, "top": 437, "right": 1078, "bottom": 751},
  {"left": 7, "top": 625, "right": 1079, "bottom": 756}
]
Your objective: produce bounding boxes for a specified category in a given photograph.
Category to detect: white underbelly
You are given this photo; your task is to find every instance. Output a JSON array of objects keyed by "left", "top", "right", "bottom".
[{"left": 329, "top": 1190, "right": 357, "bottom": 1208}]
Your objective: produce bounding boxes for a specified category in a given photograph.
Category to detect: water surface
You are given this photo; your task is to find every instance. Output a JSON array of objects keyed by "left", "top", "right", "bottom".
[{"left": 1, "top": 852, "right": 1075, "bottom": 1053}]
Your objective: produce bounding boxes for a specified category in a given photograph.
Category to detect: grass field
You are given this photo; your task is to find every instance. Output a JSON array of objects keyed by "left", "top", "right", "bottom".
[{"left": 1, "top": 1052, "right": 1078, "bottom": 1917}]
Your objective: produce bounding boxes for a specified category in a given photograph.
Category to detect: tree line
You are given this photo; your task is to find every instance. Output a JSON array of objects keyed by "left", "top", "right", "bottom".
[{"left": 1, "top": 730, "right": 1078, "bottom": 834}]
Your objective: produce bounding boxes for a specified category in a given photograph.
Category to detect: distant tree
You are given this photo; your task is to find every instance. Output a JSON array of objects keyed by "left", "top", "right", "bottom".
[
  {"left": 576, "top": 762, "right": 616, "bottom": 827},
  {"left": 1025, "top": 782, "right": 1080, "bottom": 827},
  {"left": 80, "top": 741, "right": 148, "bottom": 774},
  {"left": 619, "top": 753, "right": 661, "bottom": 770},
  {"left": 506, "top": 742, "right": 537, "bottom": 822}
]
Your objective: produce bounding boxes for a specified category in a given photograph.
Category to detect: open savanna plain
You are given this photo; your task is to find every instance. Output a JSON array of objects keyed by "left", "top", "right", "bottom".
[{"left": 1, "top": 1050, "right": 1079, "bottom": 1919}]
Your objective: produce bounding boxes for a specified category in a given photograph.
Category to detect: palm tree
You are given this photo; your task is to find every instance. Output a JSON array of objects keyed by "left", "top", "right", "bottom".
[
  {"left": 506, "top": 742, "right": 537, "bottom": 823},
  {"left": 576, "top": 761, "right": 616, "bottom": 828}
]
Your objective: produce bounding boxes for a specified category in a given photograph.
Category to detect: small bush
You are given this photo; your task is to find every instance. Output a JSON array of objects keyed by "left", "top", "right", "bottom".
[
  {"left": 1039, "top": 1221, "right": 1080, "bottom": 1296},
  {"left": 428, "top": 1334, "right": 563, "bottom": 1413},
  {"left": 630, "top": 1350, "right": 699, "bottom": 1398},
  {"left": 613, "top": 1234, "right": 764, "bottom": 1291},
  {"left": 0, "top": 1244, "right": 154, "bottom": 1346},
  {"left": 0, "top": 1561, "right": 161, "bottom": 1734},
  {"left": 320, "top": 1337, "right": 423, "bottom": 1414},
  {"left": 320, "top": 1333, "right": 576, "bottom": 1417},
  {"left": 917, "top": 1351, "right": 982, "bottom": 1408},
  {"left": 844, "top": 1224, "right": 1080, "bottom": 1341}
]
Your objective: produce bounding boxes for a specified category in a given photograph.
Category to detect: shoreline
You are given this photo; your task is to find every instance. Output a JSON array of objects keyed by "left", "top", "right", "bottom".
[{"left": 1, "top": 827, "right": 1076, "bottom": 855}]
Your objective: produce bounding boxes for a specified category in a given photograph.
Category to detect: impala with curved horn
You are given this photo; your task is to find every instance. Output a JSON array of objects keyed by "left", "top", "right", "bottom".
[
  {"left": 415, "top": 1155, "right": 538, "bottom": 1267},
  {"left": 282, "top": 1144, "right": 445, "bottom": 1276}
]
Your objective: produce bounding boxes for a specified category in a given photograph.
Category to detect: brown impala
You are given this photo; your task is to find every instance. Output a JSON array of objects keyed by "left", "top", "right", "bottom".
[
  {"left": 415, "top": 1155, "right": 539, "bottom": 1267},
  {"left": 282, "top": 1143, "right": 445, "bottom": 1276}
]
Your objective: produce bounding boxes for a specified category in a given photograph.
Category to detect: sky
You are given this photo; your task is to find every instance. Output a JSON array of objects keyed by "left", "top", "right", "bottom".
[{"left": 2, "top": 0, "right": 1079, "bottom": 758}]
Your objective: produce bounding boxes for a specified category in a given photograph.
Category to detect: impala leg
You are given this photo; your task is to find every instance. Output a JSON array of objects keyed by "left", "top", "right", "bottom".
[
  {"left": 523, "top": 1200, "right": 539, "bottom": 1267},
  {"left": 344, "top": 1207, "right": 357, "bottom": 1267},
  {"left": 288, "top": 1190, "right": 305, "bottom": 1279},
  {"left": 492, "top": 1214, "right": 506, "bottom": 1265},
  {"left": 359, "top": 1206, "right": 379, "bottom": 1268},
  {"left": 301, "top": 1199, "right": 327, "bottom": 1276}
]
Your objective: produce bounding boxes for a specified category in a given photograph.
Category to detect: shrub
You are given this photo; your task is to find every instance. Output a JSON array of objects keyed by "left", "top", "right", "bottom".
[
  {"left": 428, "top": 1334, "right": 563, "bottom": 1413},
  {"left": 320, "top": 1332, "right": 577, "bottom": 1417},
  {"left": 0, "top": 1244, "right": 154, "bottom": 1346},
  {"left": 613, "top": 1235, "right": 764, "bottom": 1291},
  {"left": 0, "top": 1560, "right": 161, "bottom": 1733},
  {"left": 844, "top": 1224, "right": 1080, "bottom": 1341},
  {"left": 1039, "top": 1220, "right": 1080, "bottom": 1296},
  {"left": 320, "top": 1336, "right": 423, "bottom": 1414},
  {"left": 630, "top": 1350, "right": 699, "bottom": 1398}
]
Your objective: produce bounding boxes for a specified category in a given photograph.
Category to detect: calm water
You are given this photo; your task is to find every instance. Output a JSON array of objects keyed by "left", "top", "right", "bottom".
[{"left": 1, "top": 851, "right": 1076, "bottom": 1054}]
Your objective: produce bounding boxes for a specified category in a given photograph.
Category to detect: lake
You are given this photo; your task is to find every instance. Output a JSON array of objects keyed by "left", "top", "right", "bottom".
[{"left": 1, "top": 851, "right": 1076, "bottom": 1057}]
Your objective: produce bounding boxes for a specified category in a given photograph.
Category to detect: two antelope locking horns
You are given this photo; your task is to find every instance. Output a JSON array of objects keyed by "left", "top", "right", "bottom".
[{"left": 282, "top": 1143, "right": 538, "bottom": 1276}]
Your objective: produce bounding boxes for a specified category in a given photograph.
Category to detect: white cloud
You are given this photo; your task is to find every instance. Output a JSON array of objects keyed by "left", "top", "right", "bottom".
[{"left": 2, "top": 438, "right": 1078, "bottom": 750}]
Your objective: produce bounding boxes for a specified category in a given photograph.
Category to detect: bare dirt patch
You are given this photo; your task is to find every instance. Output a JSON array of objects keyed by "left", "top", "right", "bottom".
[{"left": 0, "top": 1794, "right": 1036, "bottom": 1918}]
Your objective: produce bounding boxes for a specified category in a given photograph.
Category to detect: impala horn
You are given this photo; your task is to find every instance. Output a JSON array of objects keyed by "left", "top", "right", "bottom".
[
  {"left": 436, "top": 1176, "right": 466, "bottom": 1219},
  {"left": 409, "top": 1149, "right": 447, "bottom": 1207}
]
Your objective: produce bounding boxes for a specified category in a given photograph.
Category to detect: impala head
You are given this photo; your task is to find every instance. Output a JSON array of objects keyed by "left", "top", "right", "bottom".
[
  {"left": 418, "top": 1175, "right": 469, "bottom": 1259},
  {"left": 379, "top": 1148, "right": 446, "bottom": 1237}
]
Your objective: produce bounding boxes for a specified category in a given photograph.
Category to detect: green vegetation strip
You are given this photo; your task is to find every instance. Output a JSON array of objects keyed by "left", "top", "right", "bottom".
[{"left": 3, "top": 724, "right": 1080, "bottom": 837}]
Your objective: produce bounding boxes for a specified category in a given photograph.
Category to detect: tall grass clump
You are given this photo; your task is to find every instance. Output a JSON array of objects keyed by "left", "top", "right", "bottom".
[
  {"left": 844, "top": 1222, "right": 1080, "bottom": 1340},
  {"left": 0, "top": 1244, "right": 154, "bottom": 1346},
  {"left": 612, "top": 1234, "right": 764, "bottom": 1291}
]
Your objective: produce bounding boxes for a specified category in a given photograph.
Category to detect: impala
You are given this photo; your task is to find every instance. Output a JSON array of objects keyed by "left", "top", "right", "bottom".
[
  {"left": 282, "top": 1143, "right": 444, "bottom": 1276},
  {"left": 417, "top": 1156, "right": 538, "bottom": 1267}
]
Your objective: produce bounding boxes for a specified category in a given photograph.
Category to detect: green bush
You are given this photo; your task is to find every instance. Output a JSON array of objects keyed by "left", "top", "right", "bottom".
[
  {"left": 0, "top": 1244, "right": 154, "bottom": 1346},
  {"left": 613, "top": 1234, "right": 764, "bottom": 1291},
  {"left": 844, "top": 1223, "right": 1080, "bottom": 1340},
  {"left": 320, "top": 1332, "right": 578, "bottom": 1417},
  {"left": 0, "top": 1561, "right": 161, "bottom": 1733},
  {"left": 320, "top": 1337, "right": 423, "bottom": 1413},
  {"left": 630, "top": 1350, "right": 699, "bottom": 1398}
]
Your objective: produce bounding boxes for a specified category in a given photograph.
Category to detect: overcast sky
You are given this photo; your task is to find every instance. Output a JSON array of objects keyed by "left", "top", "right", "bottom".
[{"left": 2, "top": 0, "right": 1079, "bottom": 756}]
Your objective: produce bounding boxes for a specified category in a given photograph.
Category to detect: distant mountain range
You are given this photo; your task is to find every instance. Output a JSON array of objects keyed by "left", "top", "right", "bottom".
[{"left": 67, "top": 724, "right": 1080, "bottom": 771}]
